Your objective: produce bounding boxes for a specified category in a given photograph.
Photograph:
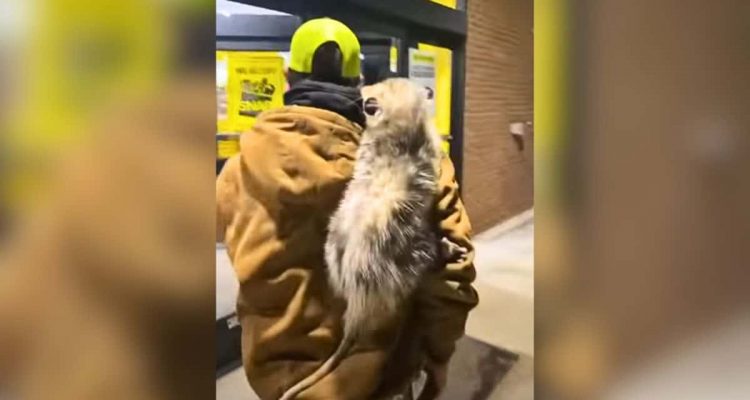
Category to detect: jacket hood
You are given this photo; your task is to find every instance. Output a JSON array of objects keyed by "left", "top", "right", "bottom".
[{"left": 239, "top": 105, "right": 362, "bottom": 210}]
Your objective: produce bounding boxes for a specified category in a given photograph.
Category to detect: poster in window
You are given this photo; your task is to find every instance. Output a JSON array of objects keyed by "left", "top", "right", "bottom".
[
  {"left": 408, "top": 48, "right": 437, "bottom": 118},
  {"left": 226, "top": 52, "right": 285, "bottom": 133},
  {"left": 216, "top": 51, "right": 285, "bottom": 159}
]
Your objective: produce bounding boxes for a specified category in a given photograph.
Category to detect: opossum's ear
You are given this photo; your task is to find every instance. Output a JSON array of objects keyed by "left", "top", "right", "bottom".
[
  {"left": 363, "top": 97, "right": 381, "bottom": 116},
  {"left": 424, "top": 86, "right": 434, "bottom": 100}
]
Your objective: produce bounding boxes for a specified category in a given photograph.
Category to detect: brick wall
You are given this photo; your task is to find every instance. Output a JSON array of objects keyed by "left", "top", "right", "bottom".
[{"left": 462, "top": 0, "right": 534, "bottom": 233}]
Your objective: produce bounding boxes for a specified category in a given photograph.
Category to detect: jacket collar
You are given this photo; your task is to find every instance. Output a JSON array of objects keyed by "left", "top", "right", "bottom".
[{"left": 284, "top": 80, "right": 365, "bottom": 127}]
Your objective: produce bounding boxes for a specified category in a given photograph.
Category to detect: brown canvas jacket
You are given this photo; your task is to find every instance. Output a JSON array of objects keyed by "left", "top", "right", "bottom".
[{"left": 216, "top": 105, "right": 478, "bottom": 399}]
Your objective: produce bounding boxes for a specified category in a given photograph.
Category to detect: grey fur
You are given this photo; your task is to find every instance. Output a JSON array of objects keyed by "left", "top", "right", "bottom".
[{"left": 279, "top": 78, "right": 443, "bottom": 400}]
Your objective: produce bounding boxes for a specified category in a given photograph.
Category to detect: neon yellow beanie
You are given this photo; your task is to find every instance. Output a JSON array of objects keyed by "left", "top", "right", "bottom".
[{"left": 289, "top": 18, "right": 361, "bottom": 78}]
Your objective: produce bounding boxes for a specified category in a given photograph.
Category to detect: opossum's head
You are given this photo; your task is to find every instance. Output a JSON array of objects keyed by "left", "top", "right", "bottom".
[{"left": 360, "top": 78, "right": 433, "bottom": 137}]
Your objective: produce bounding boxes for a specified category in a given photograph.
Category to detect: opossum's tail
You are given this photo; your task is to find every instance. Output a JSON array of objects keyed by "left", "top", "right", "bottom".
[{"left": 278, "top": 335, "right": 355, "bottom": 400}]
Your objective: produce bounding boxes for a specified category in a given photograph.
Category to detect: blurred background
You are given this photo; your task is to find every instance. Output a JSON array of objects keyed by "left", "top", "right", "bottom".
[
  {"left": 536, "top": 0, "right": 750, "bottom": 398},
  {"left": 0, "top": 0, "right": 216, "bottom": 399}
]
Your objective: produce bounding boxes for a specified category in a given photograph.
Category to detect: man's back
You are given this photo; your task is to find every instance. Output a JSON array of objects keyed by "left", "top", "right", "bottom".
[
  {"left": 217, "top": 110, "right": 476, "bottom": 399},
  {"left": 217, "top": 104, "right": 383, "bottom": 398},
  {"left": 216, "top": 17, "right": 478, "bottom": 400}
]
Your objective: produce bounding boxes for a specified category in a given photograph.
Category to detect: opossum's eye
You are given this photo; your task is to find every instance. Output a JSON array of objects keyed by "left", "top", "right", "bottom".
[{"left": 363, "top": 97, "right": 380, "bottom": 116}]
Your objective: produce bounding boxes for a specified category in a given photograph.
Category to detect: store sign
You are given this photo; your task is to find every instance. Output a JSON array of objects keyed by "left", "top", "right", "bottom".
[
  {"left": 230, "top": 52, "right": 285, "bottom": 132},
  {"left": 409, "top": 47, "right": 452, "bottom": 155},
  {"left": 216, "top": 51, "right": 286, "bottom": 159},
  {"left": 408, "top": 48, "right": 437, "bottom": 118},
  {"left": 216, "top": 51, "right": 285, "bottom": 135}
]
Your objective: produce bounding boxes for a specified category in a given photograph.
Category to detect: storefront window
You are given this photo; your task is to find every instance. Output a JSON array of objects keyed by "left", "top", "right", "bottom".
[{"left": 216, "top": 0, "right": 466, "bottom": 172}]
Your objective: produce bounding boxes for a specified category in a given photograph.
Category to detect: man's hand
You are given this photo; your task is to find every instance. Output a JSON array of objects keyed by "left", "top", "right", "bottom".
[
  {"left": 440, "top": 237, "right": 467, "bottom": 263},
  {"left": 417, "top": 361, "right": 448, "bottom": 400}
]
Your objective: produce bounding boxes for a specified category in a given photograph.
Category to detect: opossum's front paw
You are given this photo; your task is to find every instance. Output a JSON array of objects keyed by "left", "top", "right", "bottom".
[{"left": 440, "top": 237, "right": 467, "bottom": 262}]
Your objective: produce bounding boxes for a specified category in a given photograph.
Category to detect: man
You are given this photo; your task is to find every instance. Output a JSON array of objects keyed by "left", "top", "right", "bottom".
[{"left": 217, "top": 18, "right": 478, "bottom": 399}]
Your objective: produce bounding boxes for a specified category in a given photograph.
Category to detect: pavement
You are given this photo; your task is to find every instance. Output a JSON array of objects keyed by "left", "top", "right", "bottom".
[
  {"left": 216, "top": 209, "right": 534, "bottom": 399},
  {"left": 468, "top": 209, "right": 534, "bottom": 400}
]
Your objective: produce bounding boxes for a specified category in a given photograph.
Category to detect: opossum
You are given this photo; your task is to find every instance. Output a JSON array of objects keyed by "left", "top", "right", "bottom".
[{"left": 279, "top": 78, "right": 449, "bottom": 400}]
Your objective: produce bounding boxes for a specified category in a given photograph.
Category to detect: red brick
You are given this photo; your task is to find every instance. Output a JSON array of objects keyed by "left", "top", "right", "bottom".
[{"left": 462, "top": 0, "right": 533, "bottom": 232}]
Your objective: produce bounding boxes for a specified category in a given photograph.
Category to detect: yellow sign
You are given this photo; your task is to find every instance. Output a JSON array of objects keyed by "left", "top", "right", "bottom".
[
  {"left": 217, "top": 135, "right": 241, "bottom": 159},
  {"left": 430, "top": 0, "right": 458, "bottom": 9},
  {"left": 390, "top": 46, "right": 399, "bottom": 73},
  {"left": 217, "top": 51, "right": 285, "bottom": 135},
  {"left": 441, "top": 139, "right": 451, "bottom": 154},
  {"left": 418, "top": 43, "right": 453, "bottom": 155},
  {"left": 216, "top": 51, "right": 286, "bottom": 159}
]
